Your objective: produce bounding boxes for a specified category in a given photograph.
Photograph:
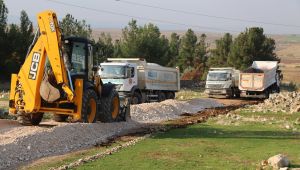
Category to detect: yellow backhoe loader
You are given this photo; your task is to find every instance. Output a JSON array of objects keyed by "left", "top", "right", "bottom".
[{"left": 8, "top": 10, "right": 130, "bottom": 125}]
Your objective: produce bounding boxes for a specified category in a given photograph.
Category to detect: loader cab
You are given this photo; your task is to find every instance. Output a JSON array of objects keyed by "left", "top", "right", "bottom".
[{"left": 63, "top": 37, "right": 94, "bottom": 82}]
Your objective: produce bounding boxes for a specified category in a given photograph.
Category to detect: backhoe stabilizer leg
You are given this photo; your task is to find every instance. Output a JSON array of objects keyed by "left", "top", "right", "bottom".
[
  {"left": 62, "top": 84, "right": 74, "bottom": 102},
  {"left": 72, "top": 79, "right": 84, "bottom": 121}
]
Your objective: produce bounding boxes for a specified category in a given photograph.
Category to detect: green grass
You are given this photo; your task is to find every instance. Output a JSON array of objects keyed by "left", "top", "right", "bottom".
[
  {"left": 75, "top": 111, "right": 300, "bottom": 170},
  {"left": 23, "top": 145, "right": 114, "bottom": 170},
  {"left": 24, "top": 109, "right": 300, "bottom": 170}
]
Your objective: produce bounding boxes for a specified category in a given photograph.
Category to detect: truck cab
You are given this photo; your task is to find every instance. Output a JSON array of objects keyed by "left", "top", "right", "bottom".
[
  {"left": 99, "top": 62, "right": 138, "bottom": 97},
  {"left": 99, "top": 58, "right": 180, "bottom": 104},
  {"left": 205, "top": 68, "right": 240, "bottom": 98}
]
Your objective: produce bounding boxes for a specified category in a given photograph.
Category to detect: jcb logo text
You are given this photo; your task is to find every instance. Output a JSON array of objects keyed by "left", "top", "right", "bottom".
[{"left": 29, "top": 53, "right": 41, "bottom": 80}]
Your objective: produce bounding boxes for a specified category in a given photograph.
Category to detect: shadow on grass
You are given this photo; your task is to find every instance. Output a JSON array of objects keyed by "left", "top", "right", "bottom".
[{"left": 154, "top": 125, "right": 300, "bottom": 140}]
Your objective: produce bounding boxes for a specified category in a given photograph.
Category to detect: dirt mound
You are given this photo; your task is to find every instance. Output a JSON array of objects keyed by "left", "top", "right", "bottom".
[{"left": 250, "top": 92, "right": 300, "bottom": 113}]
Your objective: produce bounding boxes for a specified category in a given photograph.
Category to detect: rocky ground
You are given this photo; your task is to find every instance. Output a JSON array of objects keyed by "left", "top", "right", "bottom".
[
  {"left": 249, "top": 92, "right": 300, "bottom": 113},
  {"left": 0, "top": 98, "right": 223, "bottom": 169}
]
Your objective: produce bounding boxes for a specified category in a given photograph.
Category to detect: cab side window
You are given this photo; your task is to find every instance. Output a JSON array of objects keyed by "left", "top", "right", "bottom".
[
  {"left": 130, "top": 67, "right": 135, "bottom": 78},
  {"left": 71, "top": 42, "right": 86, "bottom": 75}
]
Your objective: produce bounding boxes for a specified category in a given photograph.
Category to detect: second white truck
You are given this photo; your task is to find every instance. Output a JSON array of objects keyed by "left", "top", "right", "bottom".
[
  {"left": 99, "top": 58, "right": 180, "bottom": 104},
  {"left": 239, "top": 61, "right": 281, "bottom": 98},
  {"left": 205, "top": 67, "right": 240, "bottom": 98}
]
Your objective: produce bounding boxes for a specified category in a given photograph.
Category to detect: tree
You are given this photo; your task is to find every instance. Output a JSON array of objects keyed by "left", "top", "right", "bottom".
[
  {"left": 167, "top": 32, "right": 180, "bottom": 67},
  {"left": 178, "top": 29, "right": 198, "bottom": 70},
  {"left": 94, "top": 32, "right": 114, "bottom": 64},
  {"left": 1, "top": 10, "right": 34, "bottom": 79},
  {"left": 195, "top": 34, "right": 208, "bottom": 66},
  {"left": 113, "top": 39, "right": 122, "bottom": 58},
  {"left": 194, "top": 34, "right": 209, "bottom": 79},
  {"left": 228, "top": 27, "right": 278, "bottom": 70},
  {"left": 208, "top": 33, "right": 233, "bottom": 67},
  {"left": 5, "top": 24, "right": 21, "bottom": 76},
  {"left": 0, "top": 0, "right": 8, "bottom": 79},
  {"left": 59, "top": 14, "right": 92, "bottom": 38},
  {"left": 178, "top": 29, "right": 209, "bottom": 80},
  {"left": 0, "top": 0, "right": 7, "bottom": 33},
  {"left": 119, "top": 20, "right": 170, "bottom": 65},
  {"left": 19, "top": 10, "right": 34, "bottom": 60}
]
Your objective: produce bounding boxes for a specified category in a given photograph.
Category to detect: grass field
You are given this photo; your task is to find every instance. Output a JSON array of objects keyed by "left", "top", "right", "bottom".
[
  {"left": 27, "top": 109, "right": 300, "bottom": 170},
  {"left": 74, "top": 111, "right": 300, "bottom": 170}
]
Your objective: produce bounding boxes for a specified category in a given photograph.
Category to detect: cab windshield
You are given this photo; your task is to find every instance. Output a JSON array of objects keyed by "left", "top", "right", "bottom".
[
  {"left": 100, "top": 65, "right": 126, "bottom": 78},
  {"left": 207, "top": 72, "right": 229, "bottom": 81}
]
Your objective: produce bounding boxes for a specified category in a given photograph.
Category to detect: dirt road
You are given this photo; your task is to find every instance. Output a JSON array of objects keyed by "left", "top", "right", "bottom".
[{"left": 0, "top": 98, "right": 258, "bottom": 169}]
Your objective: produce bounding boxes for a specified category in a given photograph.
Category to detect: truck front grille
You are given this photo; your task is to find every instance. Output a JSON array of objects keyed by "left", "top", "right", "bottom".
[{"left": 207, "top": 84, "right": 223, "bottom": 89}]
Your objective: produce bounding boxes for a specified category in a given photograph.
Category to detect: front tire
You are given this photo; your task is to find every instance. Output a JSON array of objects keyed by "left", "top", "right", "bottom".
[
  {"left": 17, "top": 112, "right": 44, "bottom": 126},
  {"left": 81, "top": 89, "right": 98, "bottom": 123},
  {"left": 98, "top": 89, "right": 120, "bottom": 122},
  {"left": 226, "top": 88, "right": 234, "bottom": 99}
]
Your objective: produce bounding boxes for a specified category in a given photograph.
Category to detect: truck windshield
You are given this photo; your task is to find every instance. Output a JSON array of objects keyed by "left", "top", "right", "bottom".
[
  {"left": 207, "top": 72, "right": 229, "bottom": 81},
  {"left": 100, "top": 66, "right": 126, "bottom": 78}
]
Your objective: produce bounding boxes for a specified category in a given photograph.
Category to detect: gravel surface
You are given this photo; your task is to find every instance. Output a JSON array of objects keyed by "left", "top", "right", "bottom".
[
  {"left": 131, "top": 99, "right": 223, "bottom": 123},
  {"left": 0, "top": 98, "right": 223, "bottom": 169}
]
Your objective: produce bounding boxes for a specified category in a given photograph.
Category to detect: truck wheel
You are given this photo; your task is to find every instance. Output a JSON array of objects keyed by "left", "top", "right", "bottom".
[
  {"left": 17, "top": 112, "right": 44, "bottom": 126},
  {"left": 53, "top": 114, "right": 69, "bottom": 122},
  {"left": 131, "top": 92, "right": 142, "bottom": 104},
  {"left": 265, "top": 89, "right": 270, "bottom": 99},
  {"left": 158, "top": 91, "right": 166, "bottom": 102},
  {"left": 275, "top": 86, "right": 280, "bottom": 93},
  {"left": 235, "top": 92, "right": 240, "bottom": 98},
  {"left": 81, "top": 89, "right": 98, "bottom": 123},
  {"left": 227, "top": 89, "right": 234, "bottom": 99},
  {"left": 166, "top": 92, "right": 175, "bottom": 99},
  {"left": 98, "top": 89, "right": 120, "bottom": 122}
]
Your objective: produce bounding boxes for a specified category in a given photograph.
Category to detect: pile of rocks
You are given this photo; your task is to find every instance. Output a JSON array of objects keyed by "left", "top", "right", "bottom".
[{"left": 250, "top": 92, "right": 300, "bottom": 113}]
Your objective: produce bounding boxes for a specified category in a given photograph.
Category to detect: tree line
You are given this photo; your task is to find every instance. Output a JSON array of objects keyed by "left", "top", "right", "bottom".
[{"left": 0, "top": 0, "right": 278, "bottom": 81}]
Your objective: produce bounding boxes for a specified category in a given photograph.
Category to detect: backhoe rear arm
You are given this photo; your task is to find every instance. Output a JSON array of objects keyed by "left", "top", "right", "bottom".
[{"left": 10, "top": 10, "right": 74, "bottom": 114}]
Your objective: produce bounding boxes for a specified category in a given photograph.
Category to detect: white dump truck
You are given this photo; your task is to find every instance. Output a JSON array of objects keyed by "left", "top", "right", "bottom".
[
  {"left": 205, "top": 67, "right": 240, "bottom": 98},
  {"left": 99, "top": 58, "right": 180, "bottom": 104},
  {"left": 239, "top": 61, "right": 281, "bottom": 98}
]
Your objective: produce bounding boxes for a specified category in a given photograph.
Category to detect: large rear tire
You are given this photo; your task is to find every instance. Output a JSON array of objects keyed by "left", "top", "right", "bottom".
[
  {"left": 158, "top": 91, "right": 166, "bottom": 102},
  {"left": 98, "top": 89, "right": 120, "bottom": 122},
  {"left": 166, "top": 92, "right": 175, "bottom": 99},
  {"left": 81, "top": 89, "right": 98, "bottom": 123},
  {"left": 17, "top": 112, "right": 44, "bottom": 126}
]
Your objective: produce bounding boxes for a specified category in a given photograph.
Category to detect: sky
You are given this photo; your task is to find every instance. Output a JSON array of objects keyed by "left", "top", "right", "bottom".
[{"left": 4, "top": 0, "right": 300, "bottom": 34}]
